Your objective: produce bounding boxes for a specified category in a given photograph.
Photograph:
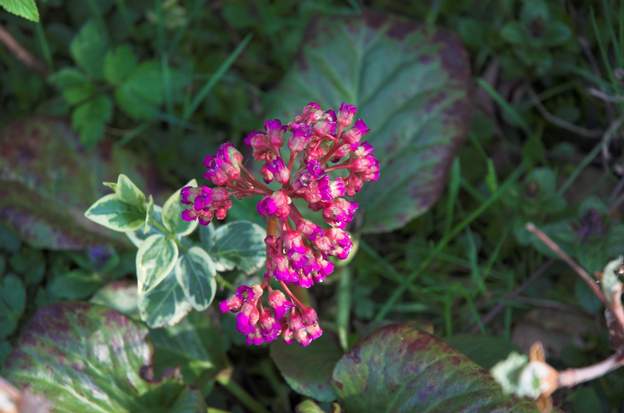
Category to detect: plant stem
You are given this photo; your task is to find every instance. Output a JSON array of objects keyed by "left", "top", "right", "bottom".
[
  {"left": 0, "top": 25, "right": 47, "bottom": 75},
  {"left": 558, "top": 352, "right": 624, "bottom": 388},
  {"left": 215, "top": 370, "right": 271, "bottom": 413},
  {"left": 525, "top": 223, "right": 606, "bottom": 304}
]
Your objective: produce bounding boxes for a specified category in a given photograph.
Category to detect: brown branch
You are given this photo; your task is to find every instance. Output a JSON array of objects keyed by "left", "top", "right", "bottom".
[
  {"left": 525, "top": 223, "right": 606, "bottom": 304},
  {"left": 0, "top": 24, "right": 47, "bottom": 76},
  {"left": 558, "top": 352, "right": 624, "bottom": 388}
]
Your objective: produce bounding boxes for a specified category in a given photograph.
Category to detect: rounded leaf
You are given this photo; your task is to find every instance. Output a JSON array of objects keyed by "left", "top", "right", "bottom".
[
  {"left": 269, "top": 13, "right": 471, "bottom": 233},
  {"left": 332, "top": 324, "right": 540, "bottom": 412},
  {"left": 5, "top": 302, "right": 204, "bottom": 412},
  {"left": 271, "top": 333, "right": 342, "bottom": 402},
  {"left": 136, "top": 234, "right": 178, "bottom": 294},
  {"left": 0, "top": 117, "right": 162, "bottom": 249},
  {"left": 175, "top": 247, "right": 217, "bottom": 311}
]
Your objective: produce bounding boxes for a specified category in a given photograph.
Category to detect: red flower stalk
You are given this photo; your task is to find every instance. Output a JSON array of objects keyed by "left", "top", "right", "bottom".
[{"left": 181, "top": 102, "right": 379, "bottom": 346}]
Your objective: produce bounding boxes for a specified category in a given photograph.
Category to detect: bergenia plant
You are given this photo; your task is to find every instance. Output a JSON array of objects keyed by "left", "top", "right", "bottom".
[{"left": 180, "top": 102, "right": 379, "bottom": 346}]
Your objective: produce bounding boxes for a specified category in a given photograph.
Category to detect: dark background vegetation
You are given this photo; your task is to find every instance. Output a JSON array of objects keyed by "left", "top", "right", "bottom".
[{"left": 2, "top": 0, "right": 624, "bottom": 411}]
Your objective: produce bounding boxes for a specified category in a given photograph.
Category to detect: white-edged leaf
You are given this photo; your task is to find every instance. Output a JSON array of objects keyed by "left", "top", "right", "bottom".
[
  {"left": 138, "top": 266, "right": 192, "bottom": 328},
  {"left": 136, "top": 234, "right": 178, "bottom": 293},
  {"left": 175, "top": 247, "right": 216, "bottom": 311},
  {"left": 116, "top": 174, "right": 145, "bottom": 208},
  {"left": 85, "top": 193, "right": 145, "bottom": 232}
]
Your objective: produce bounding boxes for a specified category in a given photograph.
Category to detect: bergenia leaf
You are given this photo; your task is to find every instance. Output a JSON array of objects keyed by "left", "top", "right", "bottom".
[
  {"left": 269, "top": 13, "right": 471, "bottom": 233},
  {"left": 271, "top": 333, "right": 342, "bottom": 402},
  {"left": 332, "top": 324, "right": 540, "bottom": 412},
  {"left": 0, "top": 117, "right": 159, "bottom": 249},
  {"left": 5, "top": 302, "right": 204, "bottom": 412}
]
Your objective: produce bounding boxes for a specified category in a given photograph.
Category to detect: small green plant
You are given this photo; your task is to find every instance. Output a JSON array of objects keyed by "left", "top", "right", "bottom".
[
  {"left": 49, "top": 20, "right": 187, "bottom": 146},
  {"left": 84, "top": 174, "right": 266, "bottom": 328}
]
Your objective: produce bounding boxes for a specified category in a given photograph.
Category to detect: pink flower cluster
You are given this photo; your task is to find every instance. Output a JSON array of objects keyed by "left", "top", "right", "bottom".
[{"left": 181, "top": 102, "right": 379, "bottom": 346}]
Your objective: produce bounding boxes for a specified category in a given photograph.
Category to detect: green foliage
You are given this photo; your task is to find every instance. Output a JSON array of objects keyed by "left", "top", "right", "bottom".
[
  {"left": 0, "top": 0, "right": 39, "bottom": 21},
  {"left": 332, "top": 324, "right": 540, "bottom": 412},
  {"left": 271, "top": 334, "right": 342, "bottom": 402},
  {"left": 0, "top": 118, "right": 157, "bottom": 249},
  {"left": 5, "top": 302, "right": 205, "bottom": 412},
  {"left": 0, "top": 274, "right": 26, "bottom": 338},
  {"left": 270, "top": 13, "right": 471, "bottom": 233},
  {"left": 85, "top": 174, "right": 266, "bottom": 328}
]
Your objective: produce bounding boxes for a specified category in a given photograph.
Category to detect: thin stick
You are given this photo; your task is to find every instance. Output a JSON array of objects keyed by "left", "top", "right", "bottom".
[
  {"left": 525, "top": 223, "right": 606, "bottom": 304},
  {"left": 558, "top": 352, "right": 624, "bottom": 388},
  {"left": 0, "top": 25, "right": 47, "bottom": 75}
]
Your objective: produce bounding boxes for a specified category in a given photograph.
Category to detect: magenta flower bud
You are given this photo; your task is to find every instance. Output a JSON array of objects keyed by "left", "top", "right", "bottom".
[
  {"left": 337, "top": 103, "right": 357, "bottom": 128},
  {"left": 322, "top": 198, "right": 358, "bottom": 228},
  {"left": 343, "top": 119, "right": 369, "bottom": 145},
  {"left": 319, "top": 177, "right": 346, "bottom": 201},
  {"left": 257, "top": 191, "right": 291, "bottom": 218},
  {"left": 219, "top": 295, "right": 242, "bottom": 313},
  {"left": 264, "top": 119, "right": 284, "bottom": 147},
  {"left": 289, "top": 123, "right": 311, "bottom": 152},
  {"left": 261, "top": 158, "right": 290, "bottom": 184},
  {"left": 268, "top": 290, "right": 292, "bottom": 320},
  {"left": 183, "top": 102, "right": 379, "bottom": 346},
  {"left": 313, "top": 110, "right": 337, "bottom": 136},
  {"left": 180, "top": 209, "right": 196, "bottom": 222}
]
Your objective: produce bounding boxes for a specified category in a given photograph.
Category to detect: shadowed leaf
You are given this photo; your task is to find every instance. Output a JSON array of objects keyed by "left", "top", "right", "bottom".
[
  {"left": 332, "top": 324, "right": 541, "bottom": 412},
  {"left": 271, "top": 333, "right": 342, "bottom": 402},
  {"left": 269, "top": 13, "right": 471, "bottom": 233},
  {"left": 0, "top": 117, "right": 161, "bottom": 249},
  {"left": 5, "top": 302, "right": 204, "bottom": 412}
]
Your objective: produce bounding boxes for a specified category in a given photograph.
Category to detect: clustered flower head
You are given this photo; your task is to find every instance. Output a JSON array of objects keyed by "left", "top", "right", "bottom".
[{"left": 181, "top": 102, "right": 379, "bottom": 346}]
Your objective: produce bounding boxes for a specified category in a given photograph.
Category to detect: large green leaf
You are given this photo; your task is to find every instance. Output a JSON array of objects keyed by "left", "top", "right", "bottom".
[
  {"left": 175, "top": 246, "right": 217, "bottom": 311},
  {"left": 0, "top": 117, "right": 160, "bottom": 249},
  {"left": 5, "top": 302, "right": 204, "bottom": 412},
  {"left": 271, "top": 334, "right": 342, "bottom": 403},
  {"left": 207, "top": 221, "right": 266, "bottom": 274},
  {"left": 269, "top": 13, "right": 471, "bottom": 233},
  {"left": 332, "top": 324, "right": 539, "bottom": 412}
]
